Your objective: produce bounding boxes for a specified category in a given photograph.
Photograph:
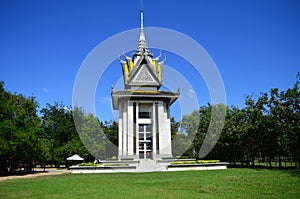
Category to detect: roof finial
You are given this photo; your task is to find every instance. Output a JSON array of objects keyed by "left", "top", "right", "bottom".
[
  {"left": 133, "top": 0, "right": 152, "bottom": 59},
  {"left": 140, "top": 3, "right": 144, "bottom": 30}
]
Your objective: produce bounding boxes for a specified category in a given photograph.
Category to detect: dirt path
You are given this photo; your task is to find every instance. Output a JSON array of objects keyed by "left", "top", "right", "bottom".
[{"left": 0, "top": 169, "right": 70, "bottom": 182}]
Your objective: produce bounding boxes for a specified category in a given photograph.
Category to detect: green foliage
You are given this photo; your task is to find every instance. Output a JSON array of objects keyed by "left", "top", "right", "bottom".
[
  {"left": 172, "top": 133, "right": 192, "bottom": 157},
  {"left": 170, "top": 160, "right": 220, "bottom": 164},
  {"left": 102, "top": 120, "right": 118, "bottom": 158},
  {"left": 181, "top": 104, "right": 227, "bottom": 159},
  {"left": 0, "top": 82, "right": 40, "bottom": 165},
  {"left": 0, "top": 72, "right": 299, "bottom": 172},
  {"left": 103, "top": 120, "right": 118, "bottom": 145},
  {"left": 78, "top": 114, "right": 107, "bottom": 160},
  {"left": 170, "top": 117, "right": 180, "bottom": 139},
  {"left": 78, "top": 162, "right": 100, "bottom": 166},
  {"left": 106, "top": 157, "right": 118, "bottom": 161},
  {"left": 120, "top": 158, "right": 134, "bottom": 161},
  {"left": 39, "top": 102, "right": 89, "bottom": 166},
  {"left": 196, "top": 160, "right": 220, "bottom": 163},
  {"left": 181, "top": 109, "right": 203, "bottom": 158},
  {"left": 181, "top": 74, "right": 300, "bottom": 168}
]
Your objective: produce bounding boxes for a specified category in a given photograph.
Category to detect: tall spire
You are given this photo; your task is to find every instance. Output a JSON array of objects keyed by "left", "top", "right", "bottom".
[
  {"left": 140, "top": 0, "right": 144, "bottom": 30},
  {"left": 140, "top": 7, "right": 144, "bottom": 30},
  {"left": 134, "top": 7, "right": 152, "bottom": 58},
  {"left": 138, "top": 9, "right": 146, "bottom": 43}
]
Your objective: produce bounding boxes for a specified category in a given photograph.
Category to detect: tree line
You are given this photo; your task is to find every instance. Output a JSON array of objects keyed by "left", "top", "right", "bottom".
[
  {"left": 0, "top": 81, "right": 118, "bottom": 175},
  {"left": 0, "top": 73, "right": 299, "bottom": 175},
  {"left": 177, "top": 73, "right": 299, "bottom": 168}
]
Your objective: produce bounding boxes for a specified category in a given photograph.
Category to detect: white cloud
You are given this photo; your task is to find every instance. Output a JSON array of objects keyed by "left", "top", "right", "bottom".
[
  {"left": 188, "top": 88, "right": 195, "bottom": 98},
  {"left": 99, "top": 97, "right": 111, "bottom": 104},
  {"left": 42, "top": 88, "right": 48, "bottom": 94}
]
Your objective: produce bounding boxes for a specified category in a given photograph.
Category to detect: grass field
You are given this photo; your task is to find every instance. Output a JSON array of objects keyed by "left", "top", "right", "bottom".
[{"left": 0, "top": 169, "right": 299, "bottom": 199}]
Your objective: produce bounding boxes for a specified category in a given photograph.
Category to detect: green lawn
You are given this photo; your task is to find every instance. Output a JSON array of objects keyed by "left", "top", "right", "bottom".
[{"left": 0, "top": 169, "right": 299, "bottom": 199}]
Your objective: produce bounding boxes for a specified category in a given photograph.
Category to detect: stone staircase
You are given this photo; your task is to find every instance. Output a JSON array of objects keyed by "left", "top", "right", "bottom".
[{"left": 136, "top": 159, "right": 167, "bottom": 172}]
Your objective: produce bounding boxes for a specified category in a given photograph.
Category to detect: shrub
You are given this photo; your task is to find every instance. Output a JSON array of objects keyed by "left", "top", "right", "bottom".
[
  {"left": 120, "top": 158, "right": 134, "bottom": 161},
  {"left": 161, "top": 157, "right": 176, "bottom": 160},
  {"left": 178, "top": 156, "right": 190, "bottom": 159},
  {"left": 78, "top": 162, "right": 100, "bottom": 166},
  {"left": 170, "top": 160, "right": 220, "bottom": 165},
  {"left": 197, "top": 160, "right": 220, "bottom": 163},
  {"left": 170, "top": 161, "right": 196, "bottom": 165}
]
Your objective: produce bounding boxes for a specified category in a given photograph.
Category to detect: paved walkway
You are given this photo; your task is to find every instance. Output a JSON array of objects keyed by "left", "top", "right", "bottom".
[{"left": 0, "top": 169, "right": 70, "bottom": 182}]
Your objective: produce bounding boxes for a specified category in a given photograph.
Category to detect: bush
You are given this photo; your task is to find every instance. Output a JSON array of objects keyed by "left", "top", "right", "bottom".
[
  {"left": 106, "top": 157, "right": 118, "bottom": 161},
  {"left": 171, "top": 161, "right": 196, "bottom": 165},
  {"left": 78, "top": 162, "right": 100, "bottom": 166},
  {"left": 197, "top": 160, "right": 220, "bottom": 163},
  {"left": 162, "top": 157, "right": 176, "bottom": 160},
  {"left": 178, "top": 156, "right": 190, "bottom": 159},
  {"left": 120, "top": 158, "right": 134, "bottom": 161},
  {"left": 170, "top": 160, "right": 220, "bottom": 165}
]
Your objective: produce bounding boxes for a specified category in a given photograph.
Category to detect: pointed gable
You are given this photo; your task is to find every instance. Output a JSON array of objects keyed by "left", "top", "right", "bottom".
[
  {"left": 134, "top": 66, "right": 154, "bottom": 82},
  {"left": 127, "top": 56, "right": 160, "bottom": 88}
]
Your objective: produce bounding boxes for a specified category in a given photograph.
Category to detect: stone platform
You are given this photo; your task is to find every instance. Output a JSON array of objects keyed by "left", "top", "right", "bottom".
[{"left": 69, "top": 160, "right": 228, "bottom": 173}]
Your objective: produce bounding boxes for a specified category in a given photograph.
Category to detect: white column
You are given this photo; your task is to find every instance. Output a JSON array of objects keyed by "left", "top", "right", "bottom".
[
  {"left": 136, "top": 102, "right": 139, "bottom": 158},
  {"left": 152, "top": 102, "right": 156, "bottom": 158},
  {"left": 118, "top": 102, "right": 123, "bottom": 158},
  {"left": 127, "top": 101, "right": 134, "bottom": 156},
  {"left": 158, "top": 101, "right": 172, "bottom": 157},
  {"left": 122, "top": 101, "right": 128, "bottom": 156}
]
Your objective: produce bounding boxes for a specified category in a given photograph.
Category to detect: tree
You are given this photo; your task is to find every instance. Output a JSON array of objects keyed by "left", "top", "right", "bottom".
[
  {"left": 170, "top": 117, "right": 180, "bottom": 139},
  {"left": 103, "top": 120, "right": 118, "bottom": 158},
  {"left": 181, "top": 109, "right": 202, "bottom": 159},
  {"left": 40, "top": 102, "right": 81, "bottom": 166},
  {"left": 172, "top": 133, "right": 192, "bottom": 157},
  {"left": 103, "top": 120, "right": 118, "bottom": 146},
  {"left": 265, "top": 88, "right": 287, "bottom": 168},
  {"left": 170, "top": 117, "right": 192, "bottom": 158},
  {"left": 213, "top": 106, "right": 245, "bottom": 164},
  {"left": 276, "top": 75, "right": 300, "bottom": 168},
  {"left": 0, "top": 81, "right": 40, "bottom": 174},
  {"left": 78, "top": 114, "right": 107, "bottom": 160}
]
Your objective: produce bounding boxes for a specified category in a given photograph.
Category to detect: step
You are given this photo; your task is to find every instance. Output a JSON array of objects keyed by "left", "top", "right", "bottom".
[{"left": 136, "top": 160, "right": 167, "bottom": 172}]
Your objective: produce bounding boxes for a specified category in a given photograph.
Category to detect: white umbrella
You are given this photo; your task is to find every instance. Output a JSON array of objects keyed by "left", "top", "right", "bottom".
[{"left": 66, "top": 154, "right": 84, "bottom": 161}]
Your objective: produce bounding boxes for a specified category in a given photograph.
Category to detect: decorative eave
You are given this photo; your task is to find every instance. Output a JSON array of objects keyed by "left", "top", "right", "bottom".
[
  {"left": 118, "top": 9, "right": 165, "bottom": 90},
  {"left": 111, "top": 90, "right": 180, "bottom": 110}
]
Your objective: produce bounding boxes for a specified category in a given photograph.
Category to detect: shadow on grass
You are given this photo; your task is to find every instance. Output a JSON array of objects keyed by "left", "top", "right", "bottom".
[
  {"left": 283, "top": 169, "right": 300, "bottom": 177},
  {"left": 228, "top": 164, "right": 300, "bottom": 177}
]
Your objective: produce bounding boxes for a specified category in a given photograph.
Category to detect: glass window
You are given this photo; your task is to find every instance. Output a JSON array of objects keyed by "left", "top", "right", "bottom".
[
  {"left": 138, "top": 124, "right": 144, "bottom": 132},
  {"left": 139, "top": 133, "right": 144, "bottom": 139},
  {"left": 145, "top": 124, "right": 151, "bottom": 132},
  {"left": 139, "top": 124, "right": 151, "bottom": 132},
  {"left": 139, "top": 112, "right": 151, "bottom": 118}
]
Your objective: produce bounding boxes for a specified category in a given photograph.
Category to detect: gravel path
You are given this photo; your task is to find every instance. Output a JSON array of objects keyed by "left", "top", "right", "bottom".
[{"left": 0, "top": 169, "right": 70, "bottom": 181}]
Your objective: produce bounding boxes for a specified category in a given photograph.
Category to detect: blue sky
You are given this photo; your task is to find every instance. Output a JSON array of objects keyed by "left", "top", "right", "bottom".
[{"left": 1, "top": 0, "right": 299, "bottom": 121}]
